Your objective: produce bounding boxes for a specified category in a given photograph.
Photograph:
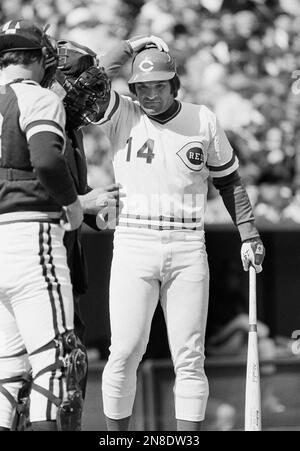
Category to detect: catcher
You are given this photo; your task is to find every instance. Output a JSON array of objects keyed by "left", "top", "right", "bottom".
[
  {"left": 0, "top": 19, "right": 84, "bottom": 432},
  {"left": 0, "top": 20, "right": 119, "bottom": 432}
]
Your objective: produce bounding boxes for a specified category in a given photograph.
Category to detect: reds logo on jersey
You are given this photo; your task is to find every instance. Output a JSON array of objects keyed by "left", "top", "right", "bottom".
[{"left": 177, "top": 142, "right": 204, "bottom": 171}]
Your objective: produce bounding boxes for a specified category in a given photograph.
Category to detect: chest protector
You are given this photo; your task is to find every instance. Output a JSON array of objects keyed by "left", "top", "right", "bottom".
[{"left": 0, "top": 83, "right": 36, "bottom": 180}]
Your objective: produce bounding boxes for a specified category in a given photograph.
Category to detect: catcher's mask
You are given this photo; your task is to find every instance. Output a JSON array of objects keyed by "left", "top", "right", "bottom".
[
  {"left": 51, "top": 40, "right": 111, "bottom": 130},
  {"left": 0, "top": 19, "right": 58, "bottom": 87}
]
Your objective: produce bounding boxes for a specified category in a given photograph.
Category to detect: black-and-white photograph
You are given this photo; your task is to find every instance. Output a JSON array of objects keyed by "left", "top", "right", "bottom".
[{"left": 0, "top": 0, "right": 299, "bottom": 435}]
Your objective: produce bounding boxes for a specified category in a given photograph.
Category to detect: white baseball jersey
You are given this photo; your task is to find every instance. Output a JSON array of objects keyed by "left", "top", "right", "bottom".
[{"left": 96, "top": 91, "right": 238, "bottom": 231}]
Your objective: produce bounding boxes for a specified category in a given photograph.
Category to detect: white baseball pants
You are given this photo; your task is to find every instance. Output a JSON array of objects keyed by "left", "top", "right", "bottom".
[
  {"left": 0, "top": 222, "right": 74, "bottom": 428},
  {"left": 102, "top": 228, "right": 209, "bottom": 422}
]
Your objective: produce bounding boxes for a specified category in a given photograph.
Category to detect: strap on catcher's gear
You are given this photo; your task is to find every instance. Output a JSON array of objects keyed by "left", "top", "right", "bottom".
[
  {"left": 0, "top": 376, "right": 20, "bottom": 409},
  {"left": 52, "top": 65, "right": 111, "bottom": 130},
  {"left": 40, "top": 25, "right": 58, "bottom": 88},
  {"left": 0, "top": 372, "right": 32, "bottom": 431},
  {"left": 11, "top": 372, "right": 32, "bottom": 431},
  {"left": 30, "top": 331, "right": 88, "bottom": 431}
]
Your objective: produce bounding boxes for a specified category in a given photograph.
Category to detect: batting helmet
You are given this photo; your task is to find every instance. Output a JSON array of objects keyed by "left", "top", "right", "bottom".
[
  {"left": 128, "top": 47, "right": 177, "bottom": 84},
  {"left": 128, "top": 46, "right": 180, "bottom": 97}
]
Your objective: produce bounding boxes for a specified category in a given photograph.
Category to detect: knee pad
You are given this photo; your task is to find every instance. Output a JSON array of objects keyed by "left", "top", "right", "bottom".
[
  {"left": 62, "top": 330, "right": 88, "bottom": 392},
  {"left": 30, "top": 331, "right": 88, "bottom": 431},
  {"left": 11, "top": 372, "right": 32, "bottom": 431},
  {"left": 0, "top": 372, "right": 32, "bottom": 431},
  {"left": 56, "top": 331, "right": 88, "bottom": 431}
]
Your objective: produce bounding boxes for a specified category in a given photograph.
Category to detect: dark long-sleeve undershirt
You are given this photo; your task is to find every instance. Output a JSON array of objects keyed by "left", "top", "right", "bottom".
[
  {"left": 28, "top": 131, "right": 77, "bottom": 206},
  {"left": 212, "top": 170, "right": 260, "bottom": 242}
]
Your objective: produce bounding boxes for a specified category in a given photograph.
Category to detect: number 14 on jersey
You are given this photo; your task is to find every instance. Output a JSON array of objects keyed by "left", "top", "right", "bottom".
[{"left": 126, "top": 137, "right": 155, "bottom": 164}]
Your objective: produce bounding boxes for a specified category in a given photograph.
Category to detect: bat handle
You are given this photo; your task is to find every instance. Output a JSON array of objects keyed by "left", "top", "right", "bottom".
[{"left": 249, "top": 264, "right": 257, "bottom": 327}]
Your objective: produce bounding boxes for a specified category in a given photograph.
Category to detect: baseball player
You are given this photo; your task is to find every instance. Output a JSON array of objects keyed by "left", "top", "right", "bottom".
[
  {"left": 0, "top": 19, "right": 85, "bottom": 431},
  {"left": 90, "top": 43, "right": 266, "bottom": 431},
  {"left": 49, "top": 37, "right": 163, "bottom": 398}
]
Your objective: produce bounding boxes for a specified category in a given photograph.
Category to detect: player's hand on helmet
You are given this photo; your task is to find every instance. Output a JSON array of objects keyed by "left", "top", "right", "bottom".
[
  {"left": 241, "top": 237, "right": 265, "bottom": 273},
  {"left": 60, "top": 197, "right": 84, "bottom": 231},
  {"left": 127, "top": 35, "right": 169, "bottom": 53}
]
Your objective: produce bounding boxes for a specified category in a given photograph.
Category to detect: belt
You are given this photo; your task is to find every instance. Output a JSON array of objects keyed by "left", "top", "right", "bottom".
[{"left": 0, "top": 167, "right": 36, "bottom": 181}]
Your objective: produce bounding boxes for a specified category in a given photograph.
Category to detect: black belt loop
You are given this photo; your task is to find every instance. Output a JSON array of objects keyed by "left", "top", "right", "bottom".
[{"left": 8, "top": 168, "right": 13, "bottom": 181}]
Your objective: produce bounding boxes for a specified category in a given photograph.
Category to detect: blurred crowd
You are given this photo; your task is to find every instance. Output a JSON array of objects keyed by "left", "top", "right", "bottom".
[{"left": 2, "top": 0, "right": 300, "bottom": 224}]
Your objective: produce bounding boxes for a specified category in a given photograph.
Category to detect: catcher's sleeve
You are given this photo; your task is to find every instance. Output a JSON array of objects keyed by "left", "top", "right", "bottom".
[
  {"left": 213, "top": 170, "right": 260, "bottom": 242},
  {"left": 28, "top": 131, "right": 77, "bottom": 206}
]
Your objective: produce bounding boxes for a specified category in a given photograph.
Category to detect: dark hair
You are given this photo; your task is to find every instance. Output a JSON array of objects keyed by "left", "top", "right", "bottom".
[
  {"left": 0, "top": 49, "right": 43, "bottom": 69},
  {"left": 129, "top": 74, "right": 181, "bottom": 98}
]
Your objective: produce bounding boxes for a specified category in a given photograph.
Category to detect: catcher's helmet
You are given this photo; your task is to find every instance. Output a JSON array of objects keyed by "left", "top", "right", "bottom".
[
  {"left": 0, "top": 19, "right": 58, "bottom": 87},
  {"left": 0, "top": 19, "right": 48, "bottom": 54},
  {"left": 128, "top": 47, "right": 177, "bottom": 84}
]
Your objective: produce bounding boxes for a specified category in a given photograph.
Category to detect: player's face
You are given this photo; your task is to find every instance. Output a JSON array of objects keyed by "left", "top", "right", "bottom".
[{"left": 135, "top": 80, "right": 174, "bottom": 116}]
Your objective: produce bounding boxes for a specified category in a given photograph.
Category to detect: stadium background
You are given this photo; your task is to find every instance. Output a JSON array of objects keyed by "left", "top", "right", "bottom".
[{"left": 1, "top": 0, "right": 300, "bottom": 430}]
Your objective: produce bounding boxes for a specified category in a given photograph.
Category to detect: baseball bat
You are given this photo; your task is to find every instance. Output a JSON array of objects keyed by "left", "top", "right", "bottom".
[{"left": 245, "top": 264, "right": 262, "bottom": 431}]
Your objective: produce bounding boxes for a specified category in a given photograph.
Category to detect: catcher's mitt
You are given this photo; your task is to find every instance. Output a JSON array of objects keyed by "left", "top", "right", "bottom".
[{"left": 55, "top": 65, "right": 111, "bottom": 130}]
